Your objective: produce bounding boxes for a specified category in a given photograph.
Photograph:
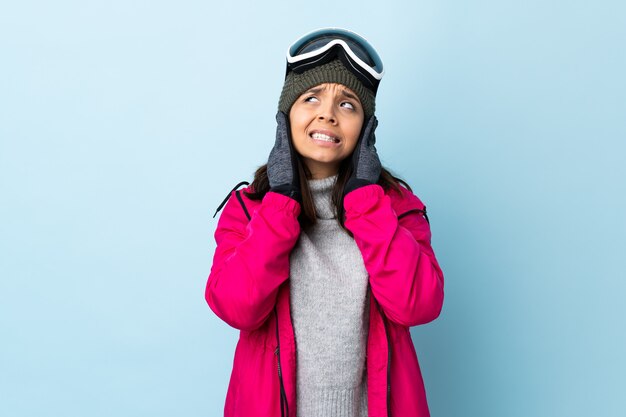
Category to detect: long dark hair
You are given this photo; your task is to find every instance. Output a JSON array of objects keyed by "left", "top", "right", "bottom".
[{"left": 243, "top": 154, "right": 412, "bottom": 237}]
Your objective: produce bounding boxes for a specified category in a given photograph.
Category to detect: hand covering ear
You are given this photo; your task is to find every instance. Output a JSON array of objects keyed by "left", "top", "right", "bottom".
[
  {"left": 344, "top": 115, "right": 382, "bottom": 196},
  {"left": 267, "top": 111, "right": 302, "bottom": 204}
]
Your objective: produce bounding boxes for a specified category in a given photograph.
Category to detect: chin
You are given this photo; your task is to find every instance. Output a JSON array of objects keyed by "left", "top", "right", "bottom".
[{"left": 308, "top": 155, "right": 341, "bottom": 164}]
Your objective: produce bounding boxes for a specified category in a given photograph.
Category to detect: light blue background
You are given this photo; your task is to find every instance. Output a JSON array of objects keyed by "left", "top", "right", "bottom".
[{"left": 1, "top": 1, "right": 624, "bottom": 416}]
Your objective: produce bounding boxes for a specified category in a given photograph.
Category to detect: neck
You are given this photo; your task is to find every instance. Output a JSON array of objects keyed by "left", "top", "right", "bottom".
[{"left": 304, "top": 160, "right": 339, "bottom": 180}]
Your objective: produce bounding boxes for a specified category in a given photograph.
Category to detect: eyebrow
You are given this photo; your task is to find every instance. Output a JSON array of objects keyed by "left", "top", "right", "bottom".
[
  {"left": 340, "top": 89, "right": 360, "bottom": 102},
  {"left": 305, "top": 86, "right": 361, "bottom": 103}
]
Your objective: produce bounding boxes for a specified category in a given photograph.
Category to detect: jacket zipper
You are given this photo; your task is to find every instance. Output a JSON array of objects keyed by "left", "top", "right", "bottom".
[{"left": 274, "top": 306, "right": 289, "bottom": 417}]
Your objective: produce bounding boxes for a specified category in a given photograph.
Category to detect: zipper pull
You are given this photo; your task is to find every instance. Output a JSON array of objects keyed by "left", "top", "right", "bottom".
[{"left": 274, "top": 345, "right": 279, "bottom": 355}]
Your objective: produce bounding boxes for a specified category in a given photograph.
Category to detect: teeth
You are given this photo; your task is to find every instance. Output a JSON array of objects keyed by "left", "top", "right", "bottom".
[{"left": 311, "top": 133, "right": 337, "bottom": 143}]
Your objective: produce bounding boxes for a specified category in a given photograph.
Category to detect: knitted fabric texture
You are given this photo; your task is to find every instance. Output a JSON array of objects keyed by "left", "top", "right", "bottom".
[
  {"left": 278, "top": 59, "right": 376, "bottom": 118},
  {"left": 288, "top": 173, "right": 370, "bottom": 417}
]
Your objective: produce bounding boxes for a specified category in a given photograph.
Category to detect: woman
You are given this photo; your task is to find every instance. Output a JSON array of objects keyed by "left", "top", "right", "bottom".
[{"left": 207, "top": 28, "right": 444, "bottom": 417}]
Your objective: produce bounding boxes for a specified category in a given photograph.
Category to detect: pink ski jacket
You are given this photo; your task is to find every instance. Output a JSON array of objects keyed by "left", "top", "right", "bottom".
[{"left": 206, "top": 181, "right": 444, "bottom": 417}]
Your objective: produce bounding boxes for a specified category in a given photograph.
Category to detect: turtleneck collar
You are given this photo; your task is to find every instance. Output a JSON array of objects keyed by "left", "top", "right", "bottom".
[{"left": 307, "top": 173, "right": 339, "bottom": 220}]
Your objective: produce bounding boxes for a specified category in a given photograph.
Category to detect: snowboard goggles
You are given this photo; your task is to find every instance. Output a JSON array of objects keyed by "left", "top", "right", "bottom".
[{"left": 286, "top": 28, "right": 385, "bottom": 93}]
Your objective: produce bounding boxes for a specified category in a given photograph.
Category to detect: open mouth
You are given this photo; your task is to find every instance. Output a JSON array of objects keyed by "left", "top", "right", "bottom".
[{"left": 309, "top": 132, "right": 340, "bottom": 143}]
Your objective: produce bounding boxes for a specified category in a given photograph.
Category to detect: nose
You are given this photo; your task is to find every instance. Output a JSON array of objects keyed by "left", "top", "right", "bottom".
[{"left": 316, "top": 101, "right": 337, "bottom": 124}]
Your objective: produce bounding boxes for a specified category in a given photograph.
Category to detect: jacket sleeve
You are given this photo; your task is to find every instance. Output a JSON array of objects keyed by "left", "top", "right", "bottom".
[
  {"left": 205, "top": 190, "right": 301, "bottom": 331},
  {"left": 344, "top": 184, "right": 444, "bottom": 327}
]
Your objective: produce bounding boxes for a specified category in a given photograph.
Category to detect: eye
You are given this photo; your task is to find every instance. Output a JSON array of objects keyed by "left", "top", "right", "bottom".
[
  {"left": 304, "top": 96, "right": 319, "bottom": 103},
  {"left": 340, "top": 101, "right": 356, "bottom": 110}
]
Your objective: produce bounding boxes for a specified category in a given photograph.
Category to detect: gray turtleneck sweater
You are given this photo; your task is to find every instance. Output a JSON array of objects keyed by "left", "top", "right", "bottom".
[{"left": 289, "top": 173, "right": 370, "bottom": 417}]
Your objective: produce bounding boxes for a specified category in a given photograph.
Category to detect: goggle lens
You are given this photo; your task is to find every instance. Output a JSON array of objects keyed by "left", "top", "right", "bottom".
[
  {"left": 294, "top": 36, "right": 378, "bottom": 70},
  {"left": 287, "top": 28, "right": 384, "bottom": 76}
]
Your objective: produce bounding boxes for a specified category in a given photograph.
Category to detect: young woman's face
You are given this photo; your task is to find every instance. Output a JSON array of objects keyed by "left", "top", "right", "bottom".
[{"left": 289, "top": 83, "right": 365, "bottom": 179}]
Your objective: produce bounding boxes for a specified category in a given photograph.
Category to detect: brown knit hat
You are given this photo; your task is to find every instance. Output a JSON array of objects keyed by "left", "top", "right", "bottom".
[{"left": 278, "top": 58, "right": 376, "bottom": 118}]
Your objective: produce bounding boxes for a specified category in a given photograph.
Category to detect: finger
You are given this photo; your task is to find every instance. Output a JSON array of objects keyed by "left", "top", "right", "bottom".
[
  {"left": 367, "top": 132, "right": 377, "bottom": 147},
  {"left": 275, "top": 111, "right": 289, "bottom": 148},
  {"left": 361, "top": 116, "right": 378, "bottom": 145}
]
